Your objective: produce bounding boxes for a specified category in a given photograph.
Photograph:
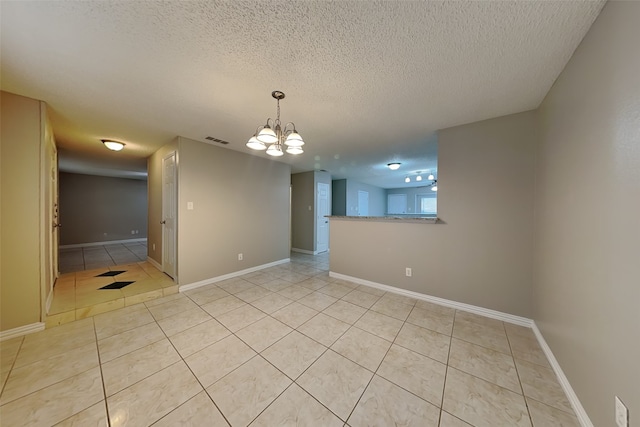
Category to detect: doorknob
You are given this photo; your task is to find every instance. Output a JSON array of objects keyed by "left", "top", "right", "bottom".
[{"left": 160, "top": 220, "right": 166, "bottom": 225}]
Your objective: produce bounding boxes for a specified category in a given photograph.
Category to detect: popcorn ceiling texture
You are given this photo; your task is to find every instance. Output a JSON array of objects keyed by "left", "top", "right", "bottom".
[{"left": 0, "top": 1, "right": 605, "bottom": 183}]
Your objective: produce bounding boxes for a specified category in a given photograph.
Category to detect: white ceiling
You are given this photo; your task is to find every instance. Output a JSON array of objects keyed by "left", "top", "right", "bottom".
[{"left": 0, "top": 1, "right": 604, "bottom": 188}]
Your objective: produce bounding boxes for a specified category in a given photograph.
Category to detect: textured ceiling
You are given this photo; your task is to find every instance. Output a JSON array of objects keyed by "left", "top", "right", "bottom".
[{"left": 0, "top": 1, "right": 605, "bottom": 188}]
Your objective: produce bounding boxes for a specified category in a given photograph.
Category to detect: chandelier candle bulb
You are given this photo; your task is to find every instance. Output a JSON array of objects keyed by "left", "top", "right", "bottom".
[{"left": 247, "top": 91, "right": 305, "bottom": 156}]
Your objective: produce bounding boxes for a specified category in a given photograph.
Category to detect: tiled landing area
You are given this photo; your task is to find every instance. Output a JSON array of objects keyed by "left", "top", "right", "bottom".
[{"left": 0, "top": 253, "right": 579, "bottom": 426}]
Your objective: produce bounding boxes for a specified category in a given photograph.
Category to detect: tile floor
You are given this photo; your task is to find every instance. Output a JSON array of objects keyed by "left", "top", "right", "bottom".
[
  {"left": 0, "top": 253, "right": 579, "bottom": 426},
  {"left": 59, "top": 242, "right": 148, "bottom": 274}
]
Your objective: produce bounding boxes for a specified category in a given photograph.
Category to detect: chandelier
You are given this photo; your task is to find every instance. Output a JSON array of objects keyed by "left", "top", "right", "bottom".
[{"left": 247, "top": 91, "right": 305, "bottom": 156}]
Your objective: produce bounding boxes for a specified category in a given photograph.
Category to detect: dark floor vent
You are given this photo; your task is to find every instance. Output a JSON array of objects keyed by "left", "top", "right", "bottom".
[{"left": 205, "top": 136, "right": 230, "bottom": 145}]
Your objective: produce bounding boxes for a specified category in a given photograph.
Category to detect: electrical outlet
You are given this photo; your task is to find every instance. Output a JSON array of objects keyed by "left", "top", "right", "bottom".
[
  {"left": 131, "top": 230, "right": 135, "bottom": 234},
  {"left": 238, "top": 253, "right": 243, "bottom": 261},
  {"left": 187, "top": 202, "right": 194, "bottom": 210},
  {"left": 615, "top": 396, "right": 629, "bottom": 427},
  {"left": 405, "top": 267, "right": 412, "bottom": 277}
]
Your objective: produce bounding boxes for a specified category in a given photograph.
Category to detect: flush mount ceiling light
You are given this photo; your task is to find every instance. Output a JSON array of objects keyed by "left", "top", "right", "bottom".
[
  {"left": 247, "top": 91, "right": 304, "bottom": 157},
  {"left": 387, "top": 162, "right": 401, "bottom": 170},
  {"left": 405, "top": 176, "right": 411, "bottom": 183},
  {"left": 101, "top": 139, "right": 125, "bottom": 151}
]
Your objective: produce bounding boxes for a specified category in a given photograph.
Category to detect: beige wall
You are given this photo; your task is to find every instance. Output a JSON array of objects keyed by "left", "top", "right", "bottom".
[
  {"left": 534, "top": 2, "right": 640, "bottom": 425},
  {"left": 176, "top": 137, "right": 291, "bottom": 285},
  {"left": 0, "top": 91, "right": 43, "bottom": 331},
  {"left": 59, "top": 173, "right": 147, "bottom": 245},
  {"left": 147, "top": 138, "right": 178, "bottom": 265},
  {"left": 331, "top": 111, "right": 537, "bottom": 317}
]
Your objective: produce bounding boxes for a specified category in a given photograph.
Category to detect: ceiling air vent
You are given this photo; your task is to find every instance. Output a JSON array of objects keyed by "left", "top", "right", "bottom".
[{"left": 204, "top": 136, "right": 230, "bottom": 145}]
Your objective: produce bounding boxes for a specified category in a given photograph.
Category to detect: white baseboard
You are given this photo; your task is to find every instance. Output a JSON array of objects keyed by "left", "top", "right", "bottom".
[
  {"left": 291, "top": 248, "right": 318, "bottom": 255},
  {"left": 330, "top": 271, "right": 532, "bottom": 327},
  {"left": 60, "top": 238, "right": 147, "bottom": 249},
  {"left": 180, "top": 258, "right": 290, "bottom": 292},
  {"left": 146, "top": 257, "right": 163, "bottom": 271},
  {"left": 531, "top": 323, "right": 593, "bottom": 427},
  {"left": 0, "top": 322, "right": 46, "bottom": 341}
]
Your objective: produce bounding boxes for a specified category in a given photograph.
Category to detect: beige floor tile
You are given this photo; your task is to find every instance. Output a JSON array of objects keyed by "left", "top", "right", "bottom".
[
  {"left": 271, "top": 302, "right": 319, "bottom": 328},
  {"left": 395, "top": 322, "right": 451, "bottom": 364},
  {"left": 509, "top": 332, "right": 550, "bottom": 367},
  {"left": 297, "top": 350, "right": 373, "bottom": 421},
  {"left": 279, "top": 271, "right": 310, "bottom": 284},
  {"left": 452, "top": 318, "right": 511, "bottom": 354},
  {"left": 0, "top": 367, "right": 103, "bottom": 426},
  {"left": 277, "top": 284, "right": 315, "bottom": 300},
  {"left": 49, "top": 289, "right": 76, "bottom": 314},
  {"left": 449, "top": 338, "right": 521, "bottom": 393},
  {"left": 157, "top": 306, "right": 211, "bottom": 337},
  {"left": 162, "top": 286, "right": 179, "bottom": 296},
  {"left": 235, "top": 286, "right": 274, "bottom": 303},
  {"left": 98, "top": 321, "right": 165, "bottom": 363},
  {"left": 407, "top": 306, "right": 454, "bottom": 335},
  {"left": 455, "top": 311, "right": 506, "bottom": 334},
  {"left": 217, "top": 279, "right": 257, "bottom": 294},
  {"left": 317, "top": 282, "right": 353, "bottom": 299},
  {"left": 355, "top": 284, "right": 386, "bottom": 296},
  {"left": 378, "top": 344, "right": 446, "bottom": 407},
  {"left": 154, "top": 391, "right": 228, "bottom": 426},
  {"left": 297, "top": 291, "right": 338, "bottom": 311},
  {"left": 348, "top": 375, "right": 440, "bottom": 426},
  {"left": 0, "top": 337, "right": 23, "bottom": 375},
  {"left": 235, "top": 316, "right": 293, "bottom": 352},
  {"left": 76, "top": 298, "right": 125, "bottom": 319},
  {"left": 331, "top": 327, "right": 391, "bottom": 372},
  {"left": 16, "top": 318, "right": 95, "bottom": 367},
  {"left": 260, "top": 278, "right": 297, "bottom": 293},
  {"left": 1, "top": 341, "right": 98, "bottom": 405},
  {"left": 299, "top": 277, "right": 332, "bottom": 291},
  {"left": 206, "top": 356, "right": 291, "bottom": 426},
  {"left": 107, "top": 361, "right": 202, "bottom": 427},
  {"left": 125, "top": 289, "right": 165, "bottom": 306},
  {"left": 169, "top": 318, "right": 231, "bottom": 358},
  {"left": 298, "top": 313, "right": 350, "bottom": 347},
  {"left": 379, "top": 292, "right": 418, "bottom": 306},
  {"left": 147, "top": 296, "right": 199, "bottom": 321},
  {"left": 185, "top": 335, "right": 256, "bottom": 388},
  {"left": 527, "top": 397, "right": 580, "bottom": 427},
  {"left": 515, "top": 358, "right": 573, "bottom": 413},
  {"left": 414, "top": 300, "right": 456, "bottom": 316},
  {"left": 354, "top": 310, "right": 403, "bottom": 341},
  {"left": 322, "top": 300, "right": 367, "bottom": 324},
  {"left": 144, "top": 292, "right": 185, "bottom": 308},
  {"left": 245, "top": 273, "right": 280, "bottom": 286},
  {"left": 251, "top": 383, "right": 343, "bottom": 427},
  {"left": 93, "top": 303, "right": 153, "bottom": 340},
  {"left": 185, "top": 285, "right": 230, "bottom": 306},
  {"left": 102, "top": 339, "right": 181, "bottom": 396},
  {"left": 250, "top": 292, "right": 294, "bottom": 314},
  {"left": 341, "top": 289, "right": 381, "bottom": 309},
  {"left": 439, "top": 411, "right": 474, "bottom": 426},
  {"left": 200, "top": 295, "right": 246, "bottom": 317},
  {"left": 216, "top": 304, "right": 266, "bottom": 332},
  {"left": 45, "top": 310, "right": 77, "bottom": 328},
  {"left": 443, "top": 368, "right": 531, "bottom": 427},
  {"left": 262, "top": 330, "right": 326, "bottom": 379},
  {"left": 75, "top": 290, "right": 124, "bottom": 309},
  {"left": 370, "top": 297, "right": 414, "bottom": 321},
  {"left": 54, "top": 401, "right": 108, "bottom": 426},
  {"left": 328, "top": 278, "right": 359, "bottom": 290}
]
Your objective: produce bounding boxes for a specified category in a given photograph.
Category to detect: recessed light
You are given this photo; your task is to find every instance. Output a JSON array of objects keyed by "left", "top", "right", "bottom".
[{"left": 387, "top": 163, "right": 401, "bottom": 170}]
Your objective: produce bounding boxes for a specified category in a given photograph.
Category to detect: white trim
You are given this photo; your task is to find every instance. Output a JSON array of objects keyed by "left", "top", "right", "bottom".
[
  {"left": 531, "top": 323, "right": 593, "bottom": 427},
  {"left": 291, "top": 248, "right": 319, "bottom": 255},
  {"left": 60, "top": 238, "right": 147, "bottom": 249},
  {"left": 45, "top": 288, "right": 54, "bottom": 314},
  {"left": 0, "top": 323, "right": 45, "bottom": 341},
  {"left": 146, "top": 256, "right": 163, "bottom": 271},
  {"left": 180, "top": 258, "right": 290, "bottom": 292},
  {"left": 329, "top": 272, "right": 532, "bottom": 327}
]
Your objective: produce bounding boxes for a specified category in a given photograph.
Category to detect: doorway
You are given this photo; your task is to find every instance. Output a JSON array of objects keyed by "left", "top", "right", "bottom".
[
  {"left": 316, "top": 182, "right": 330, "bottom": 253},
  {"left": 162, "top": 152, "right": 177, "bottom": 279}
]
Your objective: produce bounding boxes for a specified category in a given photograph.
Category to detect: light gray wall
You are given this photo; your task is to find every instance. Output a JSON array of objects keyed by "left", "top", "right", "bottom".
[
  {"left": 331, "top": 111, "right": 536, "bottom": 317},
  {"left": 176, "top": 137, "right": 291, "bottom": 285},
  {"left": 291, "top": 171, "right": 315, "bottom": 251},
  {"left": 346, "top": 180, "right": 385, "bottom": 216},
  {"left": 332, "top": 179, "right": 347, "bottom": 216},
  {"left": 386, "top": 186, "right": 437, "bottom": 215},
  {"left": 534, "top": 2, "right": 639, "bottom": 425},
  {"left": 59, "top": 172, "right": 148, "bottom": 245}
]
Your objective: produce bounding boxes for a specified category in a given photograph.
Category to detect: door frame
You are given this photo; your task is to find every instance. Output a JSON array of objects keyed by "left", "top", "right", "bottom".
[
  {"left": 316, "top": 182, "right": 330, "bottom": 253},
  {"left": 161, "top": 151, "right": 178, "bottom": 280}
]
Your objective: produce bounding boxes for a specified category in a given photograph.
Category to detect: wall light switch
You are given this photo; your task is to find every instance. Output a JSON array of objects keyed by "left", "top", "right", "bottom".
[
  {"left": 187, "top": 202, "right": 194, "bottom": 210},
  {"left": 405, "top": 268, "right": 412, "bottom": 277}
]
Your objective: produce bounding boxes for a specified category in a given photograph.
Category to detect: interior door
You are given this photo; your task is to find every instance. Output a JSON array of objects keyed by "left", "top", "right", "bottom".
[
  {"left": 162, "top": 152, "right": 177, "bottom": 279},
  {"left": 358, "top": 190, "right": 369, "bottom": 216},
  {"left": 316, "top": 182, "right": 330, "bottom": 253},
  {"left": 42, "top": 107, "right": 58, "bottom": 315}
]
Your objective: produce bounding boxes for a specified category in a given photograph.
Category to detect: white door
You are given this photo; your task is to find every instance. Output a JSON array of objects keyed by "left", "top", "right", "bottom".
[
  {"left": 42, "top": 117, "right": 58, "bottom": 315},
  {"left": 162, "top": 152, "right": 177, "bottom": 279},
  {"left": 358, "top": 190, "right": 369, "bottom": 216},
  {"left": 316, "top": 182, "right": 330, "bottom": 253},
  {"left": 387, "top": 194, "right": 407, "bottom": 214}
]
